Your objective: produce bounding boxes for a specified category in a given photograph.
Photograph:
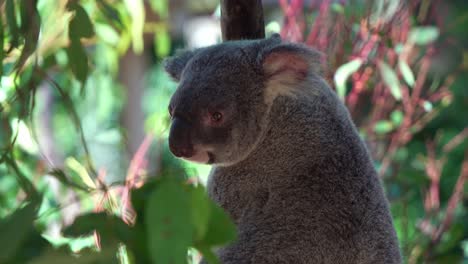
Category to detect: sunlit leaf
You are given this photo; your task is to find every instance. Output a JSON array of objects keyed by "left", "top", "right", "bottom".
[
  {"left": 123, "top": 0, "right": 144, "bottom": 53},
  {"left": 149, "top": 0, "right": 168, "bottom": 19},
  {"left": 334, "top": 58, "right": 363, "bottom": 100},
  {"left": 331, "top": 3, "right": 345, "bottom": 14},
  {"left": 48, "top": 169, "right": 89, "bottom": 191},
  {"left": 146, "top": 179, "right": 191, "bottom": 264},
  {"left": 10, "top": 118, "right": 38, "bottom": 154},
  {"left": 423, "top": 101, "right": 433, "bottom": 112},
  {"left": 378, "top": 61, "right": 402, "bottom": 101},
  {"left": 409, "top": 26, "right": 439, "bottom": 45},
  {"left": 390, "top": 110, "right": 404, "bottom": 127},
  {"left": 65, "top": 157, "right": 96, "bottom": 189},
  {"left": 398, "top": 60, "right": 415, "bottom": 87},
  {"left": 95, "top": 24, "right": 120, "bottom": 46},
  {"left": 155, "top": 29, "right": 171, "bottom": 58},
  {"left": 374, "top": 120, "right": 394, "bottom": 134}
]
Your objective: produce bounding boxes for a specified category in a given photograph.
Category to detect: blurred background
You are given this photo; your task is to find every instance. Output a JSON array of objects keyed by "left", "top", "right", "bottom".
[{"left": 0, "top": 0, "right": 467, "bottom": 263}]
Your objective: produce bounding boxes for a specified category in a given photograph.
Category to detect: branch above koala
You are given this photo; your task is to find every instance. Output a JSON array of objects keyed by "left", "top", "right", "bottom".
[{"left": 221, "top": 0, "right": 265, "bottom": 41}]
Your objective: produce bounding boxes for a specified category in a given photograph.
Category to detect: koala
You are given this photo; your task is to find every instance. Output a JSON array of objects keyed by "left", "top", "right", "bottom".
[{"left": 164, "top": 34, "right": 402, "bottom": 264}]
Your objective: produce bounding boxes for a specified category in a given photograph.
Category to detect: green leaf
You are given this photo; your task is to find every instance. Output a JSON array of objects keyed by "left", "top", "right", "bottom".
[
  {"left": 5, "top": 0, "right": 20, "bottom": 52},
  {"left": 29, "top": 244, "right": 120, "bottom": 264},
  {"left": 68, "top": 3, "right": 94, "bottom": 39},
  {"left": 95, "top": 24, "right": 120, "bottom": 46},
  {"left": 374, "top": 120, "right": 394, "bottom": 134},
  {"left": 123, "top": 0, "right": 145, "bottom": 53},
  {"left": 0, "top": 203, "right": 38, "bottom": 263},
  {"left": 0, "top": 115, "right": 12, "bottom": 150},
  {"left": 378, "top": 61, "right": 402, "bottom": 101},
  {"left": 66, "top": 41, "right": 89, "bottom": 84},
  {"left": 149, "top": 0, "right": 169, "bottom": 19},
  {"left": 12, "top": 1, "right": 41, "bottom": 71},
  {"left": 96, "top": 0, "right": 123, "bottom": 28},
  {"left": 0, "top": 10, "right": 4, "bottom": 76},
  {"left": 398, "top": 60, "right": 415, "bottom": 87},
  {"left": 334, "top": 59, "right": 363, "bottom": 100},
  {"left": 331, "top": 3, "right": 345, "bottom": 14},
  {"left": 390, "top": 110, "right": 404, "bottom": 127},
  {"left": 146, "top": 179, "right": 191, "bottom": 264},
  {"left": 154, "top": 30, "right": 171, "bottom": 58},
  {"left": 408, "top": 26, "right": 439, "bottom": 45},
  {"left": 190, "top": 185, "right": 211, "bottom": 241},
  {"left": 423, "top": 101, "right": 433, "bottom": 112},
  {"left": 64, "top": 212, "right": 132, "bottom": 245},
  {"left": 202, "top": 200, "right": 237, "bottom": 246}
]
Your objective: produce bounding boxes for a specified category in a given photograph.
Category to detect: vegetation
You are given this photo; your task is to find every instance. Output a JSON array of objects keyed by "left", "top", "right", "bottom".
[{"left": 0, "top": 0, "right": 467, "bottom": 263}]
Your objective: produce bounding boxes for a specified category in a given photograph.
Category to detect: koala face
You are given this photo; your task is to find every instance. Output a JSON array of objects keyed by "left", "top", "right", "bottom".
[
  {"left": 166, "top": 43, "right": 268, "bottom": 166},
  {"left": 164, "top": 35, "right": 320, "bottom": 166}
]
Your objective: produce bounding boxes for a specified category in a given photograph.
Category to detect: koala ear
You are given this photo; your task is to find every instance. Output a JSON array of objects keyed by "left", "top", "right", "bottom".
[
  {"left": 258, "top": 43, "right": 322, "bottom": 103},
  {"left": 163, "top": 50, "right": 198, "bottom": 81},
  {"left": 260, "top": 43, "right": 321, "bottom": 82}
]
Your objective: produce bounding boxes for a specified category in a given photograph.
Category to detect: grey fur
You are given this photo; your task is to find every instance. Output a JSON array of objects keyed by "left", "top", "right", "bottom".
[{"left": 165, "top": 35, "right": 402, "bottom": 264}]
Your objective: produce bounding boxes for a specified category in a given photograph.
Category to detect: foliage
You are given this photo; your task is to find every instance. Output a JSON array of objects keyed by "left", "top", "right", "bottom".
[
  {"left": 1, "top": 0, "right": 467, "bottom": 263},
  {"left": 1, "top": 0, "right": 233, "bottom": 263},
  {"left": 279, "top": 0, "right": 468, "bottom": 262}
]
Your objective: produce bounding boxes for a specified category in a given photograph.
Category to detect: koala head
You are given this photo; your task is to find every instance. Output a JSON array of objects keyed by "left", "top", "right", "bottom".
[{"left": 164, "top": 34, "right": 321, "bottom": 166}]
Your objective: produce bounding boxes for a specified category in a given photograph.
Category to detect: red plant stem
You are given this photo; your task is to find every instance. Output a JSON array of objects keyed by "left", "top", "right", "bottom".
[
  {"left": 432, "top": 148, "right": 468, "bottom": 243},
  {"left": 443, "top": 127, "right": 468, "bottom": 153}
]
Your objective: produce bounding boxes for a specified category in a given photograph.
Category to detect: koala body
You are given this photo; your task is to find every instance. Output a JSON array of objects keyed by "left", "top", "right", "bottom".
[{"left": 164, "top": 35, "right": 401, "bottom": 264}]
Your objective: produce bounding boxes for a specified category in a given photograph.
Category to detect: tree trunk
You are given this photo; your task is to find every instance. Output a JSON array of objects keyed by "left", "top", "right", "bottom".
[{"left": 221, "top": 0, "right": 265, "bottom": 41}]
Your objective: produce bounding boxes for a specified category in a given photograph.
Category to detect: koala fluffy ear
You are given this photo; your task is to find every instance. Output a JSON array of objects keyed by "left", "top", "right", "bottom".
[
  {"left": 163, "top": 50, "right": 198, "bottom": 81},
  {"left": 258, "top": 43, "right": 322, "bottom": 103},
  {"left": 259, "top": 43, "right": 322, "bottom": 82}
]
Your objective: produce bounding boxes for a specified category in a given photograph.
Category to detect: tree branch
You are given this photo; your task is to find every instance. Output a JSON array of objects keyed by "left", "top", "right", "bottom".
[{"left": 220, "top": 0, "right": 265, "bottom": 41}]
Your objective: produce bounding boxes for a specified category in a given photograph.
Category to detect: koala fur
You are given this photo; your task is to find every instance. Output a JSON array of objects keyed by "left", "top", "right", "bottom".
[{"left": 164, "top": 34, "right": 402, "bottom": 264}]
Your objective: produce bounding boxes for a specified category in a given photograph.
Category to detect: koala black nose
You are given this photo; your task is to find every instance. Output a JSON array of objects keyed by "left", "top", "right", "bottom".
[{"left": 169, "top": 117, "right": 194, "bottom": 158}]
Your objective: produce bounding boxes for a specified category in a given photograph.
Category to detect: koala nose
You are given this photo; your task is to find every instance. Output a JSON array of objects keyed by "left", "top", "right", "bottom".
[{"left": 169, "top": 117, "right": 194, "bottom": 158}]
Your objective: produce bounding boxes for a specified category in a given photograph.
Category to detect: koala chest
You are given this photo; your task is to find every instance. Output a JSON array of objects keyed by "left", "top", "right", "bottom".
[{"left": 207, "top": 168, "right": 269, "bottom": 224}]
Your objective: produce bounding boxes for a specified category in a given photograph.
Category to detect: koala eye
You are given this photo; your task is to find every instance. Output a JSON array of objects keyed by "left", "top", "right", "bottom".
[{"left": 211, "top": 112, "right": 223, "bottom": 123}]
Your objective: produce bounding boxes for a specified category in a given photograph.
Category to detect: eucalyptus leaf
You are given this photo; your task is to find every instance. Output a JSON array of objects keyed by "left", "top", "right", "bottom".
[
  {"left": 146, "top": 179, "right": 191, "bottom": 264},
  {"left": 334, "top": 59, "right": 363, "bottom": 100},
  {"left": 408, "top": 26, "right": 439, "bottom": 45},
  {"left": 374, "top": 120, "right": 394, "bottom": 134},
  {"left": 5, "top": 0, "right": 20, "bottom": 52},
  {"left": 378, "top": 61, "right": 402, "bottom": 101},
  {"left": 123, "top": 0, "right": 145, "bottom": 53},
  {"left": 390, "top": 110, "right": 404, "bottom": 127},
  {"left": 398, "top": 60, "right": 415, "bottom": 87},
  {"left": 66, "top": 41, "right": 89, "bottom": 84},
  {"left": 0, "top": 203, "right": 38, "bottom": 263},
  {"left": 155, "top": 30, "right": 171, "bottom": 58},
  {"left": 68, "top": 4, "right": 95, "bottom": 40}
]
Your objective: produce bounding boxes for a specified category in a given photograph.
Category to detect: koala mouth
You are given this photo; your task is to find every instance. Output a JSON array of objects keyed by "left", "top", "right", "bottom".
[
  {"left": 207, "top": 152, "right": 214, "bottom": 164},
  {"left": 184, "top": 149, "right": 211, "bottom": 164}
]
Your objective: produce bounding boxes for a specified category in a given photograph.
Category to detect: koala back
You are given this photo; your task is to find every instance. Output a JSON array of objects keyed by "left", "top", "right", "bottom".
[{"left": 207, "top": 76, "right": 402, "bottom": 263}]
